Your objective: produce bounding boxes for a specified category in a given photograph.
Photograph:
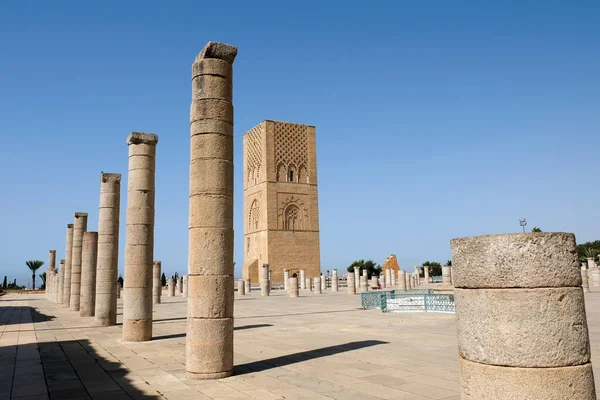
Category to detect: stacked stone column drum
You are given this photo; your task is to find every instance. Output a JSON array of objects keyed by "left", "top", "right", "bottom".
[
  {"left": 178, "top": 277, "right": 184, "bottom": 294},
  {"left": 153, "top": 261, "right": 162, "bottom": 304},
  {"left": 70, "top": 212, "right": 88, "bottom": 311},
  {"left": 314, "top": 277, "right": 322, "bottom": 295},
  {"left": 123, "top": 132, "right": 158, "bottom": 342},
  {"left": 183, "top": 275, "right": 188, "bottom": 297},
  {"left": 398, "top": 270, "right": 406, "bottom": 290},
  {"left": 245, "top": 279, "right": 250, "bottom": 294},
  {"left": 62, "top": 224, "right": 74, "bottom": 306},
  {"left": 385, "top": 269, "right": 391, "bottom": 288},
  {"left": 347, "top": 273, "right": 356, "bottom": 294},
  {"left": 320, "top": 275, "right": 326, "bottom": 291},
  {"left": 47, "top": 250, "right": 56, "bottom": 299},
  {"left": 187, "top": 41, "right": 237, "bottom": 380},
  {"left": 58, "top": 260, "right": 65, "bottom": 304},
  {"left": 95, "top": 173, "right": 121, "bottom": 326},
  {"left": 332, "top": 270, "right": 338, "bottom": 291},
  {"left": 359, "top": 275, "right": 368, "bottom": 293},
  {"left": 168, "top": 278, "right": 176, "bottom": 297},
  {"left": 260, "top": 264, "right": 270, "bottom": 296},
  {"left": 289, "top": 277, "right": 299, "bottom": 297},
  {"left": 451, "top": 233, "right": 596, "bottom": 399},
  {"left": 306, "top": 278, "right": 311, "bottom": 291},
  {"left": 442, "top": 265, "right": 452, "bottom": 286},
  {"left": 283, "top": 269, "right": 289, "bottom": 290},
  {"left": 354, "top": 268, "right": 360, "bottom": 291},
  {"left": 582, "top": 267, "right": 589, "bottom": 293},
  {"left": 424, "top": 266, "right": 430, "bottom": 283},
  {"left": 300, "top": 270, "right": 306, "bottom": 289},
  {"left": 237, "top": 280, "right": 245, "bottom": 296},
  {"left": 390, "top": 270, "right": 396, "bottom": 287},
  {"left": 80, "top": 232, "right": 98, "bottom": 317}
]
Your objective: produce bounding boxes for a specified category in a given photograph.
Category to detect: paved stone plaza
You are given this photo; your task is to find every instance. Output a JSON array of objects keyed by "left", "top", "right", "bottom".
[{"left": 2, "top": 289, "right": 600, "bottom": 399}]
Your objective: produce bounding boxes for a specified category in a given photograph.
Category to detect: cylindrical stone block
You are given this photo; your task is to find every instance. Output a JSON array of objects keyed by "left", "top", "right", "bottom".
[
  {"left": 95, "top": 173, "right": 121, "bottom": 326},
  {"left": 442, "top": 266, "right": 452, "bottom": 286},
  {"left": 314, "top": 277, "right": 322, "bottom": 295},
  {"left": 70, "top": 212, "right": 88, "bottom": 311},
  {"left": 582, "top": 268, "right": 589, "bottom": 293},
  {"left": 359, "top": 275, "right": 368, "bottom": 293},
  {"left": 588, "top": 258, "right": 597, "bottom": 270},
  {"left": 183, "top": 275, "right": 188, "bottom": 297},
  {"left": 398, "top": 270, "right": 406, "bottom": 290},
  {"left": 406, "top": 273, "right": 412, "bottom": 289},
  {"left": 362, "top": 269, "right": 367, "bottom": 277},
  {"left": 424, "top": 266, "right": 430, "bottom": 283},
  {"left": 289, "top": 277, "right": 299, "bottom": 297},
  {"left": 354, "top": 268, "right": 360, "bottom": 291},
  {"left": 306, "top": 277, "right": 311, "bottom": 291},
  {"left": 47, "top": 250, "right": 56, "bottom": 299},
  {"left": 123, "top": 132, "right": 158, "bottom": 342},
  {"left": 237, "top": 280, "right": 245, "bottom": 296},
  {"left": 58, "top": 259, "right": 65, "bottom": 304},
  {"left": 153, "top": 261, "right": 162, "bottom": 304},
  {"left": 80, "top": 232, "right": 98, "bottom": 317},
  {"left": 283, "top": 269, "right": 289, "bottom": 290},
  {"left": 168, "top": 278, "right": 176, "bottom": 297},
  {"left": 390, "top": 270, "right": 396, "bottom": 287},
  {"left": 245, "top": 279, "right": 251, "bottom": 294},
  {"left": 347, "top": 273, "right": 356, "bottom": 295},
  {"left": 187, "top": 42, "right": 237, "bottom": 380},
  {"left": 260, "top": 264, "right": 270, "bottom": 296},
  {"left": 62, "top": 224, "right": 74, "bottom": 306},
  {"left": 320, "top": 275, "right": 326, "bottom": 291},
  {"left": 412, "top": 274, "right": 417, "bottom": 288},
  {"left": 179, "top": 277, "right": 184, "bottom": 294},
  {"left": 300, "top": 270, "right": 306, "bottom": 289},
  {"left": 385, "top": 269, "right": 391, "bottom": 288},
  {"left": 451, "top": 232, "right": 595, "bottom": 399},
  {"left": 332, "top": 270, "right": 338, "bottom": 291}
]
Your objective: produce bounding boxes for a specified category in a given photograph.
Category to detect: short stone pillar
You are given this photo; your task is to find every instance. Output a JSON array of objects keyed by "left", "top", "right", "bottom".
[
  {"left": 347, "top": 273, "right": 356, "bottom": 295},
  {"left": 380, "top": 274, "right": 386, "bottom": 288},
  {"left": 442, "top": 266, "right": 452, "bottom": 286},
  {"left": 123, "top": 132, "right": 158, "bottom": 342},
  {"left": 354, "top": 267, "right": 360, "bottom": 291},
  {"left": 47, "top": 250, "right": 56, "bottom": 299},
  {"left": 359, "top": 275, "right": 368, "bottom": 293},
  {"left": 320, "top": 275, "right": 326, "bottom": 291},
  {"left": 390, "top": 270, "right": 396, "bottom": 287},
  {"left": 413, "top": 273, "right": 418, "bottom": 288},
  {"left": 117, "top": 281, "right": 121, "bottom": 299},
  {"left": 153, "top": 261, "right": 162, "bottom": 305},
  {"left": 591, "top": 269, "right": 600, "bottom": 291},
  {"left": 452, "top": 233, "right": 596, "bottom": 399},
  {"left": 178, "top": 276, "right": 184, "bottom": 294},
  {"left": 62, "top": 224, "right": 74, "bottom": 307},
  {"left": 260, "top": 264, "right": 270, "bottom": 296},
  {"left": 314, "top": 277, "right": 322, "bottom": 295},
  {"left": 245, "top": 279, "right": 251, "bottom": 293},
  {"left": 588, "top": 257, "right": 597, "bottom": 270},
  {"left": 95, "top": 173, "right": 121, "bottom": 326},
  {"left": 283, "top": 269, "right": 289, "bottom": 291},
  {"left": 406, "top": 273, "right": 412, "bottom": 289},
  {"left": 424, "top": 266, "right": 430, "bottom": 283},
  {"left": 362, "top": 269, "right": 367, "bottom": 277},
  {"left": 385, "top": 269, "right": 391, "bottom": 288},
  {"left": 581, "top": 267, "right": 589, "bottom": 293},
  {"left": 80, "top": 232, "right": 98, "bottom": 317},
  {"left": 306, "top": 277, "right": 312, "bottom": 291},
  {"left": 237, "top": 280, "right": 245, "bottom": 296},
  {"left": 332, "top": 269, "right": 338, "bottom": 291},
  {"left": 168, "top": 278, "right": 176, "bottom": 297},
  {"left": 58, "top": 259, "right": 65, "bottom": 305},
  {"left": 371, "top": 277, "right": 379, "bottom": 289},
  {"left": 289, "top": 277, "right": 299, "bottom": 297},
  {"left": 398, "top": 270, "right": 406, "bottom": 290},
  {"left": 300, "top": 270, "right": 306, "bottom": 289},
  {"left": 182, "top": 275, "right": 188, "bottom": 297},
  {"left": 70, "top": 212, "right": 88, "bottom": 311}
]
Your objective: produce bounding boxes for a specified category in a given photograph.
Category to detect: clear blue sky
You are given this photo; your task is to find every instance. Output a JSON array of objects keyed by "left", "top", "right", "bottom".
[{"left": 1, "top": 1, "right": 599, "bottom": 286}]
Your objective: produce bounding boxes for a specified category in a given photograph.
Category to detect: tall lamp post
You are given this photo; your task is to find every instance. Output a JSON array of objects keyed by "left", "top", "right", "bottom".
[{"left": 519, "top": 218, "right": 527, "bottom": 232}]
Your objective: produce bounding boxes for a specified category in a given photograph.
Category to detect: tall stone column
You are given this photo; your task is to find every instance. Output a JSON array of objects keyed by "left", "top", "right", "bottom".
[
  {"left": 183, "top": 275, "right": 188, "bottom": 297},
  {"left": 359, "top": 275, "right": 368, "bottom": 293},
  {"left": 442, "top": 266, "right": 452, "bottom": 286},
  {"left": 320, "top": 275, "right": 326, "bottom": 291},
  {"left": 283, "top": 269, "right": 289, "bottom": 290},
  {"left": 153, "top": 261, "right": 162, "bottom": 304},
  {"left": 80, "top": 232, "right": 98, "bottom": 317},
  {"left": 168, "top": 278, "right": 176, "bottom": 297},
  {"left": 123, "top": 132, "right": 158, "bottom": 342},
  {"left": 452, "top": 233, "right": 596, "bottom": 399},
  {"left": 406, "top": 273, "right": 412, "bottom": 289},
  {"left": 289, "top": 277, "right": 299, "bottom": 298},
  {"left": 62, "top": 224, "right": 74, "bottom": 306},
  {"left": 245, "top": 279, "right": 251, "bottom": 294},
  {"left": 187, "top": 41, "right": 237, "bottom": 380},
  {"left": 332, "top": 269, "right": 338, "bottom": 291},
  {"left": 300, "top": 270, "right": 306, "bottom": 289},
  {"left": 314, "top": 277, "right": 322, "bottom": 295},
  {"left": 398, "top": 270, "right": 406, "bottom": 290},
  {"left": 347, "top": 273, "right": 356, "bottom": 294},
  {"left": 581, "top": 267, "right": 589, "bottom": 293},
  {"left": 237, "top": 280, "right": 245, "bottom": 296},
  {"left": 179, "top": 276, "right": 184, "bottom": 295},
  {"left": 424, "top": 266, "right": 430, "bottom": 283},
  {"left": 52, "top": 271, "right": 58, "bottom": 302},
  {"left": 385, "top": 269, "right": 391, "bottom": 288},
  {"left": 70, "top": 212, "right": 88, "bottom": 311},
  {"left": 95, "top": 173, "right": 121, "bottom": 326},
  {"left": 354, "top": 267, "right": 360, "bottom": 291},
  {"left": 260, "top": 264, "right": 270, "bottom": 296},
  {"left": 58, "top": 260, "right": 65, "bottom": 304},
  {"left": 47, "top": 250, "right": 56, "bottom": 299}
]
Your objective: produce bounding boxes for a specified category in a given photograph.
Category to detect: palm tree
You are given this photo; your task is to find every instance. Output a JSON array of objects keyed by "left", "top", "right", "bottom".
[{"left": 25, "top": 260, "right": 44, "bottom": 290}]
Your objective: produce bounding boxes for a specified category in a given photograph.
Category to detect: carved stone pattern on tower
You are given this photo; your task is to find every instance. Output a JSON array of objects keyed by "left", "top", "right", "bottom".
[
  {"left": 246, "top": 124, "right": 262, "bottom": 186},
  {"left": 248, "top": 199, "right": 260, "bottom": 232},
  {"left": 278, "top": 196, "right": 308, "bottom": 231},
  {"left": 274, "top": 122, "right": 308, "bottom": 182}
]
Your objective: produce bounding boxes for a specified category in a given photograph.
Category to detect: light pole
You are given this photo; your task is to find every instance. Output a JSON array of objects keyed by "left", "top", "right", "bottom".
[{"left": 519, "top": 218, "right": 527, "bottom": 233}]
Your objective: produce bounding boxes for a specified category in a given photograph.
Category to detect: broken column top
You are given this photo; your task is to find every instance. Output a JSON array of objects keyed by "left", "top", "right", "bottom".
[
  {"left": 74, "top": 212, "right": 88, "bottom": 218},
  {"left": 67, "top": 224, "right": 74, "bottom": 228},
  {"left": 49, "top": 250, "right": 56, "bottom": 253},
  {"left": 153, "top": 261, "right": 161, "bottom": 265},
  {"left": 101, "top": 173, "right": 122, "bottom": 183},
  {"left": 195, "top": 41, "right": 238, "bottom": 64},
  {"left": 126, "top": 132, "right": 159, "bottom": 146}
]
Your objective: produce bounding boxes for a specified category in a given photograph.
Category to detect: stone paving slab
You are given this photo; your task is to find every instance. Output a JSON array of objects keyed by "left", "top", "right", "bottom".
[{"left": 1, "top": 289, "right": 600, "bottom": 399}]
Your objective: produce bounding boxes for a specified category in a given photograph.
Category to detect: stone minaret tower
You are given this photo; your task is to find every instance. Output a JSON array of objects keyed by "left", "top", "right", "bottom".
[{"left": 243, "top": 120, "right": 321, "bottom": 284}]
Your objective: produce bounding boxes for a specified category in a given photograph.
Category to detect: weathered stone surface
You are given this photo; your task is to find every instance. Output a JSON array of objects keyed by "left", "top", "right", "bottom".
[
  {"left": 186, "top": 317, "right": 233, "bottom": 379},
  {"left": 314, "top": 277, "right": 322, "bottom": 295},
  {"left": 347, "top": 273, "right": 356, "bottom": 295},
  {"left": 152, "top": 261, "right": 161, "bottom": 304},
  {"left": 62, "top": 224, "right": 74, "bottom": 306},
  {"left": 331, "top": 270, "right": 338, "bottom": 291},
  {"left": 168, "top": 278, "right": 176, "bottom": 297},
  {"left": 359, "top": 275, "right": 368, "bottom": 293},
  {"left": 70, "top": 212, "right": 88, "bottom": 311},
  {"left": 289, "top": 277, "right": 299, "bottom": 297},
  {"left": 260, "top": 264, "right": 270, "bottom": 297},
  {"left": 187, "top": 275, "right": 233, "bottom": 317},
  {"left": 451, "top": 233, "right": 580, "bottom": 288},
  {"left": 459, "top": 357, "right": 596, "bottom": 400},
  {"left": 455, "top": 287, "right": 590, "bottom": 367},
  {"left": 80, "top": 232, "right": 97, "bottom": 317},
  {"left": 58, "top": 259, "right": 65, "bottom": 305},
  {"left": 237, "top": 279, "right": 245, "bottom": 296},
  {"left": 381, "top": 254, "right": 400, "bottom": 275}
]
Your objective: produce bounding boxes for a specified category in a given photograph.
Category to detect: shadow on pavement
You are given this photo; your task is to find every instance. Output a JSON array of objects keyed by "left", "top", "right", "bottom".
[{"left": 152, "top": 323, "right": 273, "bottom": 341}]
